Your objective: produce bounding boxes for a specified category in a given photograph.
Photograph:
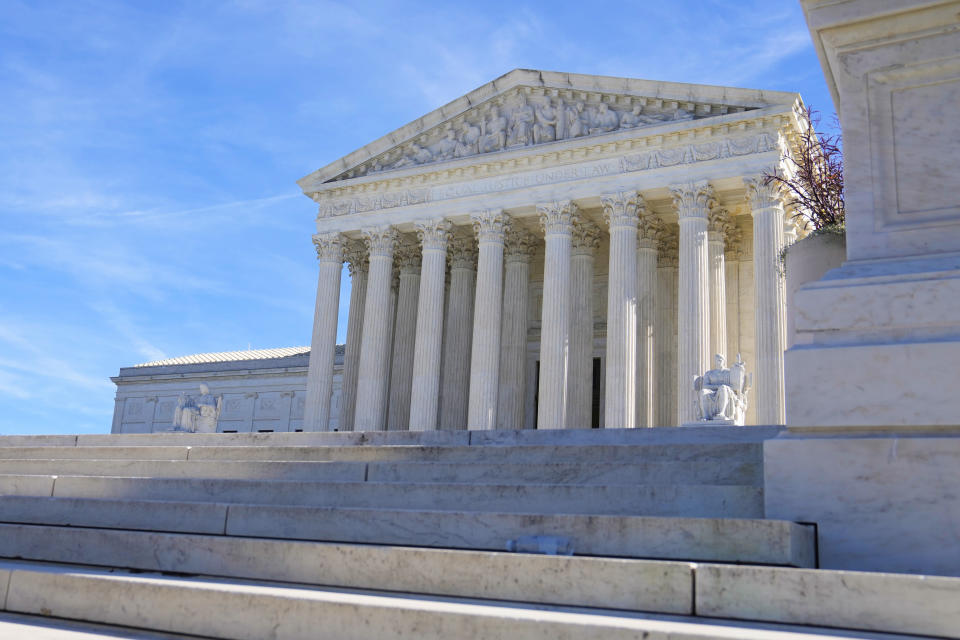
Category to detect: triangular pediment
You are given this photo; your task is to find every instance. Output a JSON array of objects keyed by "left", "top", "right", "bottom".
[{"left": 298, "top": 69, "right": 799, "bottom": 193}]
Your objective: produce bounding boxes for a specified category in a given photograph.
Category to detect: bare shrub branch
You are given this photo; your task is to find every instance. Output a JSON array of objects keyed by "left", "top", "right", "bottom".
[{"left": 764, "top": 108, "right": 844, "bottom": 231}]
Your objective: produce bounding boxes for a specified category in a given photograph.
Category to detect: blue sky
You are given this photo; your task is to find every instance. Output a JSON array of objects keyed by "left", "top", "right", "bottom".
[{"left": 0, "top": 0, "right": 831, "bottom": 435}]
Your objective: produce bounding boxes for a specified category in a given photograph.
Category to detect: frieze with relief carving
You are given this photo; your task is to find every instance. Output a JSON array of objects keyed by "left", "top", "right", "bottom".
[{"left": 315, "top": 132, "right": 779, "bottom": 218}]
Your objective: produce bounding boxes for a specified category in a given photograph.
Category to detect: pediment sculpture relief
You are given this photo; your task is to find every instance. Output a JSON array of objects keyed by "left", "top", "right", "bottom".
[{"left": 336, "top": 88, "right": 731, "bottom": 181}]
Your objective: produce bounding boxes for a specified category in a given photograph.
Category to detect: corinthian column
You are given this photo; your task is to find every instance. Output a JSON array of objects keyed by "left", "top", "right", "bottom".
[
  {"left": 340, "top": 242, "right": 368, "bottom": 432},
  {"left": 354, "top": 225, "right": 398, "bottom": 431},
  {"left": 537, "top": 200, "right": 578, "bottom": 430},
  {"left": 708, "top": 207, "right": 732, "bottom": 362},
  {"left": 671, "top": 181, "right": 714, "bottom": 424},
  {"left": 655, "top": 227, "right": 679, "bottom": 426},
  {"left": 636, "top": 212, "right": 661, "bottom": 428},
  {"left": 387, "top": 240, "right": 421, "bottom": 430},
  {"left": 409, "top": 219, "right": 451, "bottom": 431},
  {"left": 303, "top": 232, "right": 345, "bottom": 431},
  {"left": 745, "top": 177, "right": 787, "bottom": 425},
  {"left": 440, "top": 231, "right": 477, "bottom": 430},
  {"left": 602, "top": 192, "right": 640, "bottom": 429},
  {"left": 567, "top": 219, "right": 600, "bottom": 429},
  {"left": 467, "top": 210, "right": 510, "bottom": 430},
  {"left": 496, "top": 229, "right": 538, "bottom": 430}
]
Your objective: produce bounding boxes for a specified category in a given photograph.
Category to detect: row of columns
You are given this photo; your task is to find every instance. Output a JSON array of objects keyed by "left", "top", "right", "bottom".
[{"left": 305, "top": 177, "right": 788, "bottom": 431}]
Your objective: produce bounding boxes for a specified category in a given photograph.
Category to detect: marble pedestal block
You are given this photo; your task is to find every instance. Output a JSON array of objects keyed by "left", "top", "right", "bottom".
[{"left": 772, "top": 0, "right": 960, "bottom": 576}]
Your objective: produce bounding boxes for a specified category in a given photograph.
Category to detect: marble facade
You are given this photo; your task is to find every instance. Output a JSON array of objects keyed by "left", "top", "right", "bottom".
[
  {"left": 110, "top": 347, "right": 342, "bottom": 434},
  {"left": 300, "top": 70, "right": 809, "bottom": 431}
]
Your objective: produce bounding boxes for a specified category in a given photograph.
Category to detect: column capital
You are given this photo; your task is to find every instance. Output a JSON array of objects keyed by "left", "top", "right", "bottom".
[
  {"left": 344, "top": 240, "right": 369, "bottom": 276},
  {"left": 504, "top": 228, "right": 540, "bottom": 264},
  {"left": 670, "top": 181, "right": 715, "bottom": 219},
  {"left": 394, "top": 239, "right": 422, "bottom": 275},
  {"left": 724, "top": 225, "right": 747, "bottom": 260},
  {"left": 601, "top": 190, "right": 643, "bottom": 229},
  {"left": 572, "top": 219, "right": 602, "bottom": 256},
  {"left": 362, "top": 225, "right": 399, "bottom": 258},
  {"left": 312, "top": 232, "right": 346, "bottom": 264},
  {"left": 472, "top": 209, "right": 512, "bottom": 244},
  {"left": 657, "top": 225, "right": 680, "bottom": 267},
  {"left": 448, "top": 231, "right": 478, "bottom": 270},
  {"left": 638, "top": 213, "right": 664, "bottom": 249},
  {"left": 537, "top": 200, "right": 579, "bottom": 235},
  {"left": 708, "top": 206, "right": 735, "bottom": 243},
  {"left": 744, "top": 176, "right": 787, "bottom": 211},
  {"left": 414, "top": 218, "right": 452, "bottom": 252}
]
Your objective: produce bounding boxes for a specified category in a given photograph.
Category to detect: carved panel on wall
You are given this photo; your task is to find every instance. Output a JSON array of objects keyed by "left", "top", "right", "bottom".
[{"left": 123, "top": 398, "right": 144, "bottom": 421}]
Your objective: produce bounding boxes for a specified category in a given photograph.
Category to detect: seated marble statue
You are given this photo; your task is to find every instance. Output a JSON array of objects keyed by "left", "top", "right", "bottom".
[
  {"left": 171, "top": 383, "right": 222, "bottom": 433},
  {"left": 693, "top": 354, "right": 752, "bottom": 426}
]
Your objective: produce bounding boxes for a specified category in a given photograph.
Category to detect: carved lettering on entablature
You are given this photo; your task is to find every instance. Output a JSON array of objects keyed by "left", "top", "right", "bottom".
[{"left": 315, "top": 132, "right": 779, "bottom": 219}]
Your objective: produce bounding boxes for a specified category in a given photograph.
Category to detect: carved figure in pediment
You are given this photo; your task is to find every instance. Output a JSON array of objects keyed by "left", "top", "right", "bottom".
[
  {"left": 533, "top": 98, "right": 558, "bottom": 144},
  {"left": 589, "top": 103, "right": 619, "bottom": 135},
  {"left": 508, "top": 95, "right": 535, "bottom": 147},
  {"left": 455, "top": 122, "right": 480, "bottom": 158},
  {"left": 435, "top": 129, "right": 457, "bottom": 161},
  {"left": 620, "top": 104, "right": 666, "bottom": 128},
  {"left": 392, "top": 142, "right": 433, "bottom": 169},
  {"left": 564, "top": 101, "right": 588, "bottom": 139},
  {"left": 479, "top": 106, "right": 508, "bottom": 153},
  {"left": 672, "top": 108, "right": 694, "bottom": 121}
]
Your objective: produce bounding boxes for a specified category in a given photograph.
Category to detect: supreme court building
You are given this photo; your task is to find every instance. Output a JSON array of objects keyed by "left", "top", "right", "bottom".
[{"left": 301, "top": 69, "right": 805, "bottom": 432}]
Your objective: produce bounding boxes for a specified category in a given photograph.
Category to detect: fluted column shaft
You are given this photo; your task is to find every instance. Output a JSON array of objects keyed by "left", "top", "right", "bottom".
[
  {"left": 409, "top": 220, "right": 451, "bottom": 431},
  {"left": 655, "top": 231, "right": 679, "bottom": 427},
  {"left": 672, "top": 182, "right": 713, "bottom": 424},
  {"left": 708, "top": 208, "right": 731, "bottom": 362},
  {"left": 303, "top": 233, "right": 345, "bottom": 431},
  {"left": 467, "top": 211, "right": 510, "bottom": 430},
  {"left": 567, "top": 221, "right": 600, "bottom": 429},
  {"left": 636, "top": 235, "right": 658, "bottom": 428},
  {"left": 440, "top": 233, "right": 477, "bottom": 430},
  {"left": 537, "top": 201, "right": 577, "bottom": 430},
  {"left": 340, "top": 244, "right": 368, "bottom": 432},
  {"left": 496, "top": 231, "right": 537, "bottom": 430},
  {"left": 354, "top": 226, "right": 398, "bottom": 431},
  {"left": 602, "top": 192, "right": 642, "bottom": 429},
  {"left": 747, "top": 178, "right": 787, "bottom": 424},
  {"left": 387, "top": 243, "right": 421, "bottom": 430}
]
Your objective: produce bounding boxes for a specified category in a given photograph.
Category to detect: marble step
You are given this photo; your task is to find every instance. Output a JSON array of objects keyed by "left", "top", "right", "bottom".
[
  {"left": 3, "top": 475, "right": 763, "bottom": 517},
  {"left": 0, "top": 496, "right": 813, "bottom": 565},
  {"left": 0, "top": 441, "right": 762, "bottom": 463},
  {"left": 0, "top": 523, "right": 696, "bottom": 614},
  {"left": 0, "top": 612, "right": 203, "bottom": 640},
  {"left": 0, "top": 425, "right": 783, "bottom": 448},
  {"left": 0, "top": 455, "right": 761, "bottom": 485},
  {"left": 0, "top": 559, "right": 940, "bottom": 640}
]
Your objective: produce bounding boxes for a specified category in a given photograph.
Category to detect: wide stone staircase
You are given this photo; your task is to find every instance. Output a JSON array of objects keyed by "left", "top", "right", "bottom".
[{"left": 0, "top": 426, "right": 956, "bottom": 639}]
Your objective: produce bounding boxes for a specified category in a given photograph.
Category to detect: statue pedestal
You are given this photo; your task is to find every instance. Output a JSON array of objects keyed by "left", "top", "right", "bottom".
[
  {"left": 682, "top": 420, "right": 738, "bottom": 428},
  {"left": 772, "top": 0, "right": 960, "bottom": 577}
]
